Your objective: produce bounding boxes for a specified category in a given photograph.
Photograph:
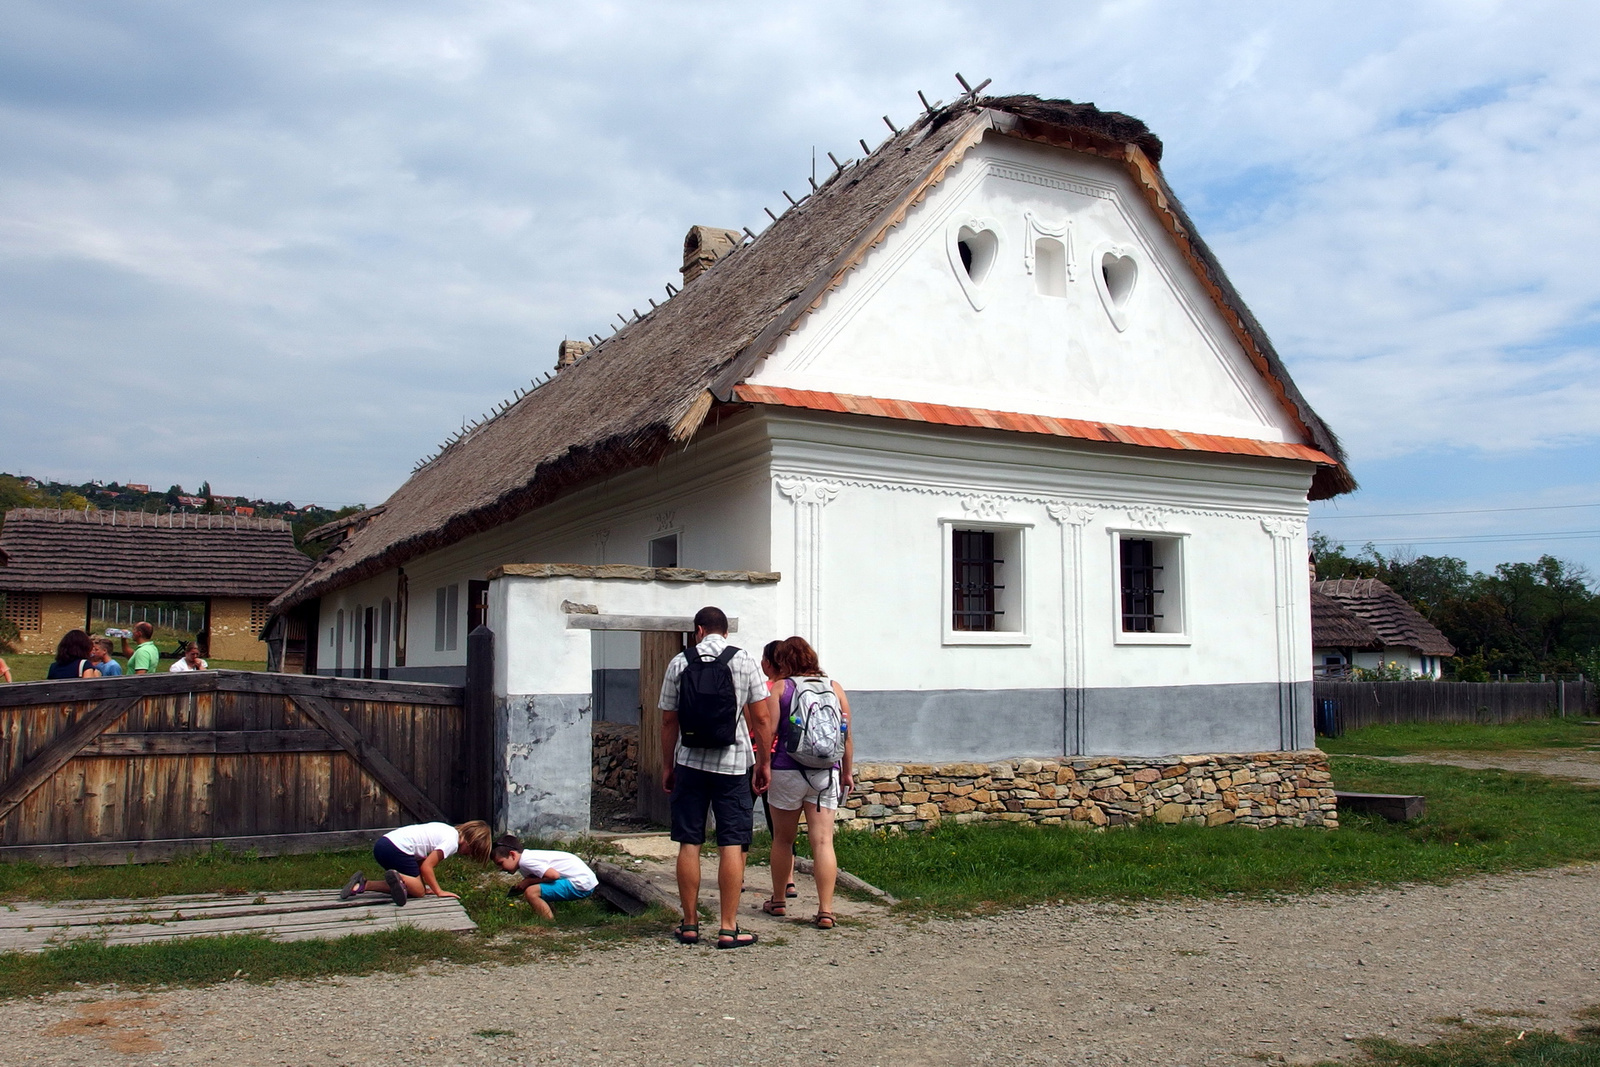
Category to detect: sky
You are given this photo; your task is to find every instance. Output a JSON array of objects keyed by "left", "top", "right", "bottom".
[{"left": 1, "top": 1, "right": 1596, "bottom": 576}]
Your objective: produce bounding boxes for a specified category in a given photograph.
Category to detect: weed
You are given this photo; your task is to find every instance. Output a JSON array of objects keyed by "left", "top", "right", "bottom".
[{"left": 1322, "top": 717, "right": 1600, "bottom": 757}]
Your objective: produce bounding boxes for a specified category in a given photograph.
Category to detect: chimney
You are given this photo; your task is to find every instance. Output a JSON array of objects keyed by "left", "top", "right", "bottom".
[
  {"left": 681, "top": 225, "right": 743, "bottom": 285},
  {"left": 556, "top": 338, "right": 592, "bottom": 371}
]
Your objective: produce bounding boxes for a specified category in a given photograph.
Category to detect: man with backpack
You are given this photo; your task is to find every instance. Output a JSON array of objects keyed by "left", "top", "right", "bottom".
[{"left": 658, "top": 606, "right": 772, "bottom": 949}]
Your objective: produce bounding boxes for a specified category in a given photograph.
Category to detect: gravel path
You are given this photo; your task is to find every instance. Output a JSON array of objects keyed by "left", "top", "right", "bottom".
[{"left": 4, "top": 863, "right": 1598, "bottom": 1066}]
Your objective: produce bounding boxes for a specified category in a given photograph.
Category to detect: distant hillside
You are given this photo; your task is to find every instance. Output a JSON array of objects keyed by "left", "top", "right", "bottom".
[{"left": 0, "top": 473, "right": 366, "bottom": 559}]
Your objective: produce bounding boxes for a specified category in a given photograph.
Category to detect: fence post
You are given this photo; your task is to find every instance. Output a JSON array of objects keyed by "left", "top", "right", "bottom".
[{"left": 464, "top": 625, "right": 495, "bottom": 825}]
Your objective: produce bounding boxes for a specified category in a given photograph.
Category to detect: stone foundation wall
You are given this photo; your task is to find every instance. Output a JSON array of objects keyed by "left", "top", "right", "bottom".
[
  {"left": 840, "top": 750, "right": 1337, "bottom": 832},
  {"left": 592, "top": 722, "right": 638, "bottom": 807}
]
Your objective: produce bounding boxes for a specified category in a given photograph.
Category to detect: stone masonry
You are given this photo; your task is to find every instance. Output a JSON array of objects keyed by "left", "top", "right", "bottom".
[
  {"left": 592, "top": 723, "right": 638, "bottom": 808},
  {"left": 839, "top": 750, "right": 1337, "bottom": 832}
]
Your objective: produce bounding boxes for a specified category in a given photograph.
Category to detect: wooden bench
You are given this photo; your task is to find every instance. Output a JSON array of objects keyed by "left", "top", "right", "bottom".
[{"left": 1335, "top": 791, "right": 1426, "bottom": 822}]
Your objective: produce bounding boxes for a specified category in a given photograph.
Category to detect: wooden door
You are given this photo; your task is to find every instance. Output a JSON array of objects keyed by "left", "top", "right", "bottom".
[{"left": 636, "top": 631, "right": 685, "bottom": 825}]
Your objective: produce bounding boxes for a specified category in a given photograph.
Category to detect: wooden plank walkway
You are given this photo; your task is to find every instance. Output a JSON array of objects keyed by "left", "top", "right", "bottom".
[{"left": 0, "top": 890, "right": 476, "bottom": 953}]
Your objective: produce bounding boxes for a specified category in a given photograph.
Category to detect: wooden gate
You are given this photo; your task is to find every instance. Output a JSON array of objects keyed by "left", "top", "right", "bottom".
[
  {"left": 636, "top": 630, "right": 687, "bottom": 825},
  {"left": 0, "top": 671, "right": 480, "bottom": 865}
]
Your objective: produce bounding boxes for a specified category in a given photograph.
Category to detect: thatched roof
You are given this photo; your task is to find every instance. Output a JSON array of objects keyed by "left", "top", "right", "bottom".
[
  {"left": 1310, "top": 590, "right": 1384, "bottom": 650},
  {"left": 0, "top": 509, "right": 311, "bottom": 598},
  {"left": 273, "top": 92, "right": 1352, "bottom": 613},
  {"left": 1313, "top": 579, "right": 1455, "bottom": 657}
]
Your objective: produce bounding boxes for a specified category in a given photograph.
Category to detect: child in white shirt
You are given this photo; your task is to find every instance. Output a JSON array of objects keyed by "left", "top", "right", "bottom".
[
  {"left": 340, "top": 820, "right": 491, "bottom": 906},
  {"left": 491, "top": 834, "right": 598, "bottom": 920}
]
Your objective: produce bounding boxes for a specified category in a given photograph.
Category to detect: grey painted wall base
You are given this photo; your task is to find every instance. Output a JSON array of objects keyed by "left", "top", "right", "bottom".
[
  {"left": 850, "top": 682, "right": 1315, "bottom": 762},
  {"left": 316, "top": 665, "right": 466, "bottom": 685},
  {"left": 498, "top": 693, "right": 592, "bottom": 838},
  {"left": 592, "top": 668, "right": 641, "bottom": 724}
]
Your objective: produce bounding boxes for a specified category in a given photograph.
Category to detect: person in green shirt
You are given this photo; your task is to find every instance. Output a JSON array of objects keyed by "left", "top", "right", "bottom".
[{"left": 128, "top": 622, "right": 160, "bottom": 675}]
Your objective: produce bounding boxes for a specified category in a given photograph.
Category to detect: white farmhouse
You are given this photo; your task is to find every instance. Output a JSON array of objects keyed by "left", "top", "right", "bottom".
[{"left": 269, "top": 94, "right": 1354, "bottom": 835}]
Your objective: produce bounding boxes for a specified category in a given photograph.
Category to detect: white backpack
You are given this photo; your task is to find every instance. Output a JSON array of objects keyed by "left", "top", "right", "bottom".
[{"left": 783, "top": 676, "right": 847, "bottom": 769}]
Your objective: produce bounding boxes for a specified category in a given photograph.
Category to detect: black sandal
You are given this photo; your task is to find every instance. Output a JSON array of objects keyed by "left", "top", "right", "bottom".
[
  {"left": 340, "top": 871, "right": 365, "bottom": 900},
  {"left": 673, "top": 922, "right": 700, "bottom": 945},
  {"left": 786, "top": 881, "right": 798, "bottom": 898},
  {"left": 716, "top": 927, "right": 758, "bottom": 949}
]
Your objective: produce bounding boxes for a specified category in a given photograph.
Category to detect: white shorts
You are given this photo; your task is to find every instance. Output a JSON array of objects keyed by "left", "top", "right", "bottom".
[{"left": 767, "top": 767, "right": 842, "bottom": 811}]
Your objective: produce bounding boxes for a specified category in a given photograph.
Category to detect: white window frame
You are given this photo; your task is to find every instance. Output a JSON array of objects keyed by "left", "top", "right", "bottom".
[
  {"left": 940, "top": 518, "right": 1032, "bottom": 646},
  {"left": 1107, "top": 527, "right": 1191, "bottom": 646}
]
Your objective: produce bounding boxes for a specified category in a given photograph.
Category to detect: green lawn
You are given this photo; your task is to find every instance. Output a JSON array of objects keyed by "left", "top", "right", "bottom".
[
  {"left": 1320, "top": 716, "right": 1600, "bottom": 756},
  {"left": 833, "top": 757, "right": 1600, "bottom": 914},
  {"left": 3, "top": 653, "right": 266, "bottom": 682}
]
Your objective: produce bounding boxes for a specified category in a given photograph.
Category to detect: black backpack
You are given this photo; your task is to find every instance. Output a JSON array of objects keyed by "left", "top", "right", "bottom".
[{"left": 677, "top": 646, "right": 741, "bottom": 748}]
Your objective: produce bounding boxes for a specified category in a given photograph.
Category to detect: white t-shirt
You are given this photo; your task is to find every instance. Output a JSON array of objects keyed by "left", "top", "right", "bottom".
[
  {"left": 169, "top": 657, "right": 207, "bottom": 672},
  {"left": 383, "top": 822, "right": 459, "bottom": 860},
  {"left": 518, "top": 849, "right": 598, "bottom": 892}
]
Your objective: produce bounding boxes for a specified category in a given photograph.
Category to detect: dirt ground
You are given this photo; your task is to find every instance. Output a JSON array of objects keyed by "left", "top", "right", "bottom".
[
  {"left": 1375, "top": 747, "right": 1600, "bottom": 785},
  {"left": 2, "top": 860, "right": 1598, "bottom": 1066}
]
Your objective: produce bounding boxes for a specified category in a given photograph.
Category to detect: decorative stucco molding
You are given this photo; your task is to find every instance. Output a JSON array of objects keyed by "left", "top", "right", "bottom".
[
  {"left": 1124, "top": 506, "right": 1169, "bottom": 530},
  {"left": 776, "top": 477, "right": 842, "bottom": 646},
  {"left": 654, "top": 510, "right": 677, "bottom": 532},
  {"left": 960, "top": 494, "right": 1011, "bottom": 521},
  {"left": 1260, "top": 516, "right": 1304, "bottom": 540}
]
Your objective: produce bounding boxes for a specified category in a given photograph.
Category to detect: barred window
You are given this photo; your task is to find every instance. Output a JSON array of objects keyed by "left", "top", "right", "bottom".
[
  {"left": 943, "top": 523, "right": 1028, "bottom": 644},
  {"left": 249, "top": 598, "right": 272, "bottom": 634},
  {"left": 1114, "top": 533, "right": 1186, "bottom": 640},
  {"left": 2, "top": 593, "right": 41, "bottom": 632},
  {"left": 952, "top": 530, "right": 1003, "bottom": 632}
]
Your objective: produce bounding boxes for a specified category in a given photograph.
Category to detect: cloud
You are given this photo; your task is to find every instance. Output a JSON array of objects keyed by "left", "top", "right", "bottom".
[{"left": 0, "top": 0, "right": 1595, "bottom": 555}]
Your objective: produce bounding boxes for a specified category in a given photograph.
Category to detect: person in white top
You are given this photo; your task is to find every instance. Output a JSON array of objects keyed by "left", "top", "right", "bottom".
[
  {"left": 339, "top": 820, "right": 492, "bottom": 906},
  {"left": 168, "top": 645, "right": 208, "bottom": 672},
  {"left": 491, "top": 834, "right": 598, "bottom": 919}
]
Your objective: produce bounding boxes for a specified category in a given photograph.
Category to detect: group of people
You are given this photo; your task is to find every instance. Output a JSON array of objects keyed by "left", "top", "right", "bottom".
[
  {"left": 333, "top": 604, "right": 852, "bottom": 947},
  {"left": 42, "top": 621, "right": 207, "bottom": 680},
  {"left": 338, "top": 819, "right": 599, "bottom": 920},
  {"left": 660, "top": 606, "right": 853, "bottom": 949}
]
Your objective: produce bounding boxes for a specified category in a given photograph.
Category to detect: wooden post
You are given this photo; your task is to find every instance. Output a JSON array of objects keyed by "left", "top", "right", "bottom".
[
  {"left": 464, "top": 625, "right": 495, "bottom": 825},
  {"left": 636, "top": 631, "right": 685, "bottom": 826}
]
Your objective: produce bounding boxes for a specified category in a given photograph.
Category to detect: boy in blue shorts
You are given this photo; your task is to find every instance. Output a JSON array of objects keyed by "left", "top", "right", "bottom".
[{"left": 491, "top": 835, "right": 598, "bottom": 920}]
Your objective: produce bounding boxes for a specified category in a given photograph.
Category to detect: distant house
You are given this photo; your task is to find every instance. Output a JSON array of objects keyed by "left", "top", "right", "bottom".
[
  {"left": 1311, "top": 578, "right": 1454, "bottom": 679},
  {"left": 0, "top": 508, "right": 311, "bottom": 660}
]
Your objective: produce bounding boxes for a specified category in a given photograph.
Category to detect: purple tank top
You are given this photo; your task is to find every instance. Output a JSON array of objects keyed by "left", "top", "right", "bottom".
[{"left": 772, "top": 679, "right": 799, "bottom": 771}]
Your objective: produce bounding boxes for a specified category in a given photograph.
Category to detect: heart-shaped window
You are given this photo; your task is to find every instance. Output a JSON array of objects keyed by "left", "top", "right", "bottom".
[
  {"left": 947, "top": 217, "right": 1003, "bottom": 311},
  {"left": 1092, "top": 244, "right": 1138, "bottom": 331}
]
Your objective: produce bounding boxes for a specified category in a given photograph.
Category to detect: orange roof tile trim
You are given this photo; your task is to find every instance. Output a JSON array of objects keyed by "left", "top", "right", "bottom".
[{"left": 733, "top": 385, "right": 1337, "bottom": 466}]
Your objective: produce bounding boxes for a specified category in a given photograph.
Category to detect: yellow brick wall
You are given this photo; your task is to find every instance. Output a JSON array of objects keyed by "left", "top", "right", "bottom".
[
  {"left": 9, "top": 593, "right": 89, "bottom": 655},
  {"left": 208, "top": 597, "right": 269, "bottom": 662}
]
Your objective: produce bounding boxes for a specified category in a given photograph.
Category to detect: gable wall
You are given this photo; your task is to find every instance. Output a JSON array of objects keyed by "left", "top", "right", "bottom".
[{"left": 750, "top": 133, "right": 1303, "bottom": 445}]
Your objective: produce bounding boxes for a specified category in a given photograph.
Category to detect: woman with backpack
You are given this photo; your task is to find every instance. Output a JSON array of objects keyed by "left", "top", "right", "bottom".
[{"left": 761, "top": 635, "right": 852, "bottom": 929}]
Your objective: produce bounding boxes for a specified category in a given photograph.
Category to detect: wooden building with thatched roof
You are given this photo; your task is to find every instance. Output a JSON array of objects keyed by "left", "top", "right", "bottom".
[
  {"left": 268, "top": 90, "right": 1353, "bottom": 834},
  {"left": 0, "top": 509, "right": 311, "bottom": 660}
]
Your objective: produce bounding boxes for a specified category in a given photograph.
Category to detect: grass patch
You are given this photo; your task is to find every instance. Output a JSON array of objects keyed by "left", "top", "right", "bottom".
[
  {"left": 832, "top": 757, "right": 1600, "bottom": 914},
  {"left": 1322, "top": 717, "right": 1600, "bottom": 757},
  {"left": 0, "top": 927, "right": 511, "bottom": 1000},
  {"left": 1319, "top": 1016, "right": 1600, "bottom": 1066}
]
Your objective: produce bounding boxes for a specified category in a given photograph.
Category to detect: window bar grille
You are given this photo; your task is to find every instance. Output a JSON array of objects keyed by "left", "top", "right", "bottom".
[
  {"left": 1120, "top": 538, "right": 1164, "bottom": 632},
  {"left": 952, "top": 529, "right": 1005, "bottom": 632}
]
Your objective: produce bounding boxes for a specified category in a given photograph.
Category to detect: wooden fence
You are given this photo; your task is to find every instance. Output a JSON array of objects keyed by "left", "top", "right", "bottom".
[
  {"left": 1314, "top": 679, "right": 1596, "bottom": 736},
  {"left": 0, "top": 670, "right": 488, "bottom": 865}
]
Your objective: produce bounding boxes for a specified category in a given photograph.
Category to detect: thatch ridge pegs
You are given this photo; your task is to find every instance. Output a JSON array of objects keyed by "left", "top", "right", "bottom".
[
  {"left": 859, "top": 138, "right": 871, "bottom": 155},
  {"left": 882, "top": 115, "right": 898, "bottom": 134}
]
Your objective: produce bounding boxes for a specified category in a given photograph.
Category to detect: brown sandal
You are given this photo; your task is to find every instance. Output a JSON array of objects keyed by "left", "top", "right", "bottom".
[
  {"left": 813, "top": 911, "right": 835, "bottom": 930},
  {"left": 761, "top": 899, "right": 786, "bottom": 917}
]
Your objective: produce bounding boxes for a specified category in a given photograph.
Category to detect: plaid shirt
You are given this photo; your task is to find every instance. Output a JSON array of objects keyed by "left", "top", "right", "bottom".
[{"left": 658, "top": 633, "right": 768, "bottom": 776}]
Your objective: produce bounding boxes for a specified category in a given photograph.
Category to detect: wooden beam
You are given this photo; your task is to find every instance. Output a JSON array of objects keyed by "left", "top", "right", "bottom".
[
  {"left": 591, "top": 860, "right": 679, "bottom": 912},
  {"left": 79, "top": 730, "right": 340, "bottom": 756},
  {"left": 0, "top": 828, "right": 392, "bottom": 868},
  {"left": 0, "top": 669, "right": 463, "bottom": 709},
  {"left": 568, "top": 615, "right": 737, "bottom": 633},
  {"left": 0, "top": 695, "right": 140, "bottom": 823},
  {"left": 287, "top": 693, "right": 449, "bottom": 824}
]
